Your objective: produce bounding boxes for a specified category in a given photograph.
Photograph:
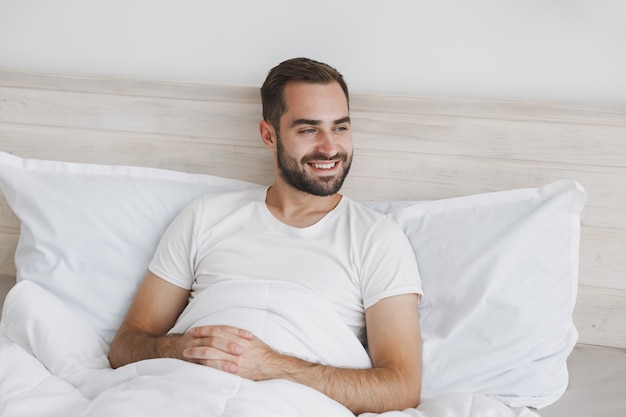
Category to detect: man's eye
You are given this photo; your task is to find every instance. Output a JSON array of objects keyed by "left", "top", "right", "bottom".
[{"left": 300, "top": 129, "right": 316, "bottom": 134}]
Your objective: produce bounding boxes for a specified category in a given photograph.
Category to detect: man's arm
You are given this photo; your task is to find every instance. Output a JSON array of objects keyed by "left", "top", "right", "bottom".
[
  {"left": 270, "top": 293, "right": 422, "bottom": 414},
  {"left": 109, "top": 273, "right": 421, "bottom": 414},
  {"left": 108, "top": 271, "right": 253, "bottom": 369},
  {"left": 108, "top": 271, "right": 188, "bottom": 368},
  {"left": 184, "top": 293, "right": 422, "bottom": 414}
]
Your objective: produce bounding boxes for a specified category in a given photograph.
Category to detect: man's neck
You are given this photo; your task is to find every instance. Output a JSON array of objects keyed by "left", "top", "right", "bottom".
[{"left": 265, "top": 182, "right": 343, "bottom": 229}]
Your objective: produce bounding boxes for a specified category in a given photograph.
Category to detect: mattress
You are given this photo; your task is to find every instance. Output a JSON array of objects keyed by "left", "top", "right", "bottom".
[{"left": 539, "top": 344, "right": 626, "bottom": 417}]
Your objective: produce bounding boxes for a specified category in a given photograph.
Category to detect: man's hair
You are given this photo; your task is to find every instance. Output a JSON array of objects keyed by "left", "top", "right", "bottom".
[{"left": 261, "top": 57, "right": 349, "bottom": 130}]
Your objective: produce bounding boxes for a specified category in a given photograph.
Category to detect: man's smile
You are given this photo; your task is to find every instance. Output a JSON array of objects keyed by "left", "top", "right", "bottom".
[{"left": 308, "top": 161, "right": 340, "bottom": 172}]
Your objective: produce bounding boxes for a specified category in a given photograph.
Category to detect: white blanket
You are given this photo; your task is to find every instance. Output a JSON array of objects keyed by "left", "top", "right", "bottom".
[{"left": 0, "top": 280, "right": 540, "bottom": 417}]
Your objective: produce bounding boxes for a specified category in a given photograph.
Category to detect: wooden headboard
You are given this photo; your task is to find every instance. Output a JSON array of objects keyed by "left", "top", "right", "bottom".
[{"left": 1, "top": 69, "right": 625, "bottom": 349}]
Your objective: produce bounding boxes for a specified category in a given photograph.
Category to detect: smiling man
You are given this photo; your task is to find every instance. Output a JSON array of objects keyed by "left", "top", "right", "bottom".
[{"left": 108, "top": 57, "right": 423, "bottom": 414}]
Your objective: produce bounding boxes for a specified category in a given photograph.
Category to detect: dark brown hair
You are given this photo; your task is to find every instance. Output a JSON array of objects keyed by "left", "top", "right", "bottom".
[{"left": 261, "top": 57, "right": 349, "bottom": 130}]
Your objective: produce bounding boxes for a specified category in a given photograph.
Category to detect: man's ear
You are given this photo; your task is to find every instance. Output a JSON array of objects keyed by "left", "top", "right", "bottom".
[{"left": 259, "top": 120, "right": 276, "bottom": 150}]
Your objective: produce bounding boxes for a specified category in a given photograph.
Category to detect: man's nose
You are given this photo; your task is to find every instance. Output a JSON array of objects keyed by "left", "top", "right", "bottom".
[{"left": 316, "top": 131, "right": 339, "bottom": 157}]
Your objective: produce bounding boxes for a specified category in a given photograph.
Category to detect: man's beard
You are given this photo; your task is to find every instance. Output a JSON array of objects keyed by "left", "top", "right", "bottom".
[{"left": 276, "top": 134, "right": 352, "bottom": 197}]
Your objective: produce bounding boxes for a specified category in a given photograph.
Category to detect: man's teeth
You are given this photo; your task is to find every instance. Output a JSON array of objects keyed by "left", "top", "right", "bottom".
[{"left": 312, "top": 162, "right": 336, "bottom": 169}]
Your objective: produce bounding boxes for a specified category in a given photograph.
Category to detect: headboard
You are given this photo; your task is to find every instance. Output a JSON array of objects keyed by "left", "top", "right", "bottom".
[{"left": 1, "top": 69, "right": 625, "bottom": 349}]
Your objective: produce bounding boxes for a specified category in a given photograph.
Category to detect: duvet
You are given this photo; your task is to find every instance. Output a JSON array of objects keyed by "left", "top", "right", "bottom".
[{"left": 0, "top": 280, "right": 539, "bottom": 417}]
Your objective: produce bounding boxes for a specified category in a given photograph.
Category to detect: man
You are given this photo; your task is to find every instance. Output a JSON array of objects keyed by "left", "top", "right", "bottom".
[{"left": 108, "top": 57, "right": 423, "bottom": 414}]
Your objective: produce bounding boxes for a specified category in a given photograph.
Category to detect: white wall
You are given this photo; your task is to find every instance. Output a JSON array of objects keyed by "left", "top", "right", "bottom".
[{"left": 1, "top": 0, "right": 625, "bottom": 104}]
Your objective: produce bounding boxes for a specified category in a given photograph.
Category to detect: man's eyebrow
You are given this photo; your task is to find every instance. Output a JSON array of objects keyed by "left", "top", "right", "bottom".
[
  {"left": 290, "top": 116, "right": 351, "bottom": 128},
  {"left": 291, "top": 119, "right": 320, "bottom": 127}
]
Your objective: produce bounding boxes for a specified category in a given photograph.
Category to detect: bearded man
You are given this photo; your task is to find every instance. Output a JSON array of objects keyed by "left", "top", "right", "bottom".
[{"left": 108, "top": 57, "right": 423, "bottom": 415}]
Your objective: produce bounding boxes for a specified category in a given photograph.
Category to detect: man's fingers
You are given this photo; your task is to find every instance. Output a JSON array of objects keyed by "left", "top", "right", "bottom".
[
  {"left": 179, "top": 325, "right": 259, "bottom": 374},
  {"left": 184, "top": 336, "right": 244, "bottom": 357},
  {"left": 182, "top": 325, "right": 253, "bottom": 361},
  {"left": 182, "top": 347, "right": 240, "bottom": 374},
  {"left": 189, "top": 325, "right": 253, "bottom": 340}
]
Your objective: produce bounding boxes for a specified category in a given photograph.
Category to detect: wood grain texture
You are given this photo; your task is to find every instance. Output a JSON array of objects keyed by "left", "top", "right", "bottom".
[
  {"left": 0, "top": 273, "right": 16, "bottom": 320},
  {"left": 1, "top": 69, "right": 624, "bottom": 348}
]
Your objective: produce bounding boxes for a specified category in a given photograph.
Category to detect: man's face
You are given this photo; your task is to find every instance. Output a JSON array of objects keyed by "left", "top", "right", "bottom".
[{"left": 275, "top": 82, "right": 353, "bottom": 197}]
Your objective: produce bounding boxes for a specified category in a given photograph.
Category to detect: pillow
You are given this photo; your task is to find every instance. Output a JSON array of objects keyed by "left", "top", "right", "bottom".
[
  {"left": 0, "top": 280, "right": 110, "bottom": 387},
  {"left": 0, "top": 151, "right": 261, "bottom": 343},
  {"left": 366, "top": 179, "right": 585, "bottom": 409},
  {"left": 0, "top": 151, "right": 584, "bottom": 409}
]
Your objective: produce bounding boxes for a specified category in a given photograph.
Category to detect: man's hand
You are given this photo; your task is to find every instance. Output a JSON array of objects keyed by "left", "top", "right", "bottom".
[
  {"left": 181, "top": 325, "right": 258, "bottom": 374},
  {"left": 182, "top": 325, "right": 288, "bottom": 381}
]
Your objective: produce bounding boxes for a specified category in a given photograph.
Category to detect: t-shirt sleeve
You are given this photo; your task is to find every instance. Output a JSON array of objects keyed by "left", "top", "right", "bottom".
[
  {"left": 360, "top": 215, "right": 423, "bottom": 309},
  {"left": 148, "top": 198, "right": 204, "bottom": 290}
]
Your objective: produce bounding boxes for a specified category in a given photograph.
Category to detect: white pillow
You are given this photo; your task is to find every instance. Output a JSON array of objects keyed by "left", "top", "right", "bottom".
[
  {"left": 381, "top": 179, "right": 584, "bottom": 409},
  {"left": 0, "top": 151, "right": 584, "bottom": 409},
  {"left": 0, "top": 152, "right": 261, "bottom": 343}
]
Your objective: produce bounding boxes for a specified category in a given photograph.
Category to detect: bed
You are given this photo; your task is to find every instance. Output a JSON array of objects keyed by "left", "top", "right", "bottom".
[{"left": 0, "top": 69, "right": 625, "bottom": 416}]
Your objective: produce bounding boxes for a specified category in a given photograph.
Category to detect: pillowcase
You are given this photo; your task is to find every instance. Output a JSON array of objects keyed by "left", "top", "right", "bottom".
[
  {"left": 0, "top": 151, "right": 585, "bottom": 409},
  {"left": 0, "top": 151, "right": 261, "bottom": 343},
  {"left": 369, "top": 180, "right": 585, "bottom": 409}
]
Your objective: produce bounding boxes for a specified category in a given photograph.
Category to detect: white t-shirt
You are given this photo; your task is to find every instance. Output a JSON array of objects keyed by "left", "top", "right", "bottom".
[{"left": 149, "top": 187, "right": 422, "bottom": 342}]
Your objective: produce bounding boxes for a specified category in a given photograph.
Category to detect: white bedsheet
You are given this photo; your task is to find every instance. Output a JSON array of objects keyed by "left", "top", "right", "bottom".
[{"left": 0, "top": 280, "right": 539, "bottom": 417}]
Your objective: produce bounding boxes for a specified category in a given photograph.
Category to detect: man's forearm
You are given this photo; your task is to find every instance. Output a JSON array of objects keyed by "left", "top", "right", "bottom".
[
  {"left": 108, "top": 326, "right": 185, "bottom": 369},
  {"left": 250, "top": 350, "right": 421, "bottom": 415},
  {"left": 109, "top": 324, "right": 255, "bottom": 371}
]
